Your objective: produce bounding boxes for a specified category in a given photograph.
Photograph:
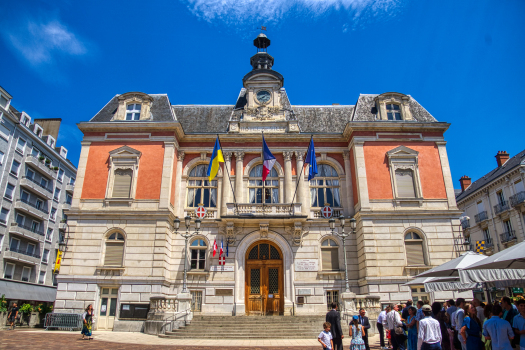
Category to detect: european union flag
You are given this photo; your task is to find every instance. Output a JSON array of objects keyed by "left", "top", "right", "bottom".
[
  {"left": 304, "top": 137, "right": 318, "bottom": 180},
  {"left": 207, "top": 137, "right": 224, "bottom": 182}
]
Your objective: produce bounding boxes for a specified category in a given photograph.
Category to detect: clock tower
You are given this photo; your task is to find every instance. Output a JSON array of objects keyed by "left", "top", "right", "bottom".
[{"left": 228, "top": 33, "right": 299, "bottom": 133}]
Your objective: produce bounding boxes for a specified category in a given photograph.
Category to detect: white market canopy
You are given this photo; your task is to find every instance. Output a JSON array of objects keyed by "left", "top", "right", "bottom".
[
  {"left": 416, "top": 251, "right": 487, "bottom": 278},
  {"left": 403, "top": 276, "right": 459, "bottom": 286}
]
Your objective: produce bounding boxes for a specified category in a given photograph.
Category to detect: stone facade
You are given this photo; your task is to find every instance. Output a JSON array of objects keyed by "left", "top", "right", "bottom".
[{"left": 55, "top": 35, "right": 463, "bottom": 330}]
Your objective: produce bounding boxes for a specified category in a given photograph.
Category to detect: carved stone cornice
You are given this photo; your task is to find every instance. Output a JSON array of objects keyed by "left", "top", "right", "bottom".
[{"left": 283, "top": 151, "right": 293, "bottom": 161}]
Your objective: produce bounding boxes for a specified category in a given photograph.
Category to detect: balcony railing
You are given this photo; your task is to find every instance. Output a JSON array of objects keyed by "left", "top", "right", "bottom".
[
  {"left": 185, "top": 208, "right": 216, "bottom": 219},
  {"left": 313, "top": 208, "right": 343, "bottom": 219},
  {"left": 10, "top": 222, "right": 45, "bottom": 237},
  {"left": 18, "top": 198, "right": 49, "bottom": 214},
  {"left": 25, "top": 156, "right": 57, "bottom": 177},
  {"left": 474, "top": 211, "right": 488, "bottom": 223},
  {"left": 494, "top": 201, "right": 510, "bottom": 215},
  {"left": 21, "top": 176, "right": 53, "bottom": 196},
  {"left": 461, "top": 219, "right": 471, "bottom": 230},
  {"left": 226, "top": 202, "right": 302, "bottom": 216},
  {"left": 500, "top": 230, "right": 517, "bottom": 243},
  {"left": 5, "top": 247, "right": 41, "bottom": 259},
  {"left": 510, "top": 191, "right": 525, "bottom": 207},
  {"left": 484, "top": 240, "right": 494, "bottom": 249}
]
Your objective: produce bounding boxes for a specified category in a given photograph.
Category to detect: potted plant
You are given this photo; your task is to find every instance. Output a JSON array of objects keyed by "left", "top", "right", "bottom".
[
  {"left": 53, "top": 166, "right": 59, "bottom": 170},
  {"left": 38, "top": 156, "right": 45, "bottom": 162},
  {"left": 45, "top": 159, "right": 51, "bottom": 165},
  {"left": 36, "top": 303, "right": 53, "bottom": 327},
  {"left": 19, "top": 303, "right": 33, "bottom": 326}
]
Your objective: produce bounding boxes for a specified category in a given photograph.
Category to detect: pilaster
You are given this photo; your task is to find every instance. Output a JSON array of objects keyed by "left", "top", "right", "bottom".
[
  {"left": 283, "top": 151, "right": 293, "bottom": 203},
  {"left": 222, "top": 152, "right": 233, "bottom": 216},
  {"left": 352, "top": 142, "right": 370, "bottom": 210},
  {"left": 174, "top": 151, "right": 185, "bottom": 218},
  {"left": 295, "top": 151, "right": 307, "bottom": 215},
  {"left": 343, "top": 150, "right": 355, "bottom": 217},
  {"left": 435, "top": 141, "right": 458, "bottom": 210},
  {"left": 159, "top": 142, "right": 176, "bottom": 209},
  {"left": 71, "top": 141, "right": 91, "bottom": 209},
  {"left": 235, "top": 151, "right": 245, "bottom": 203}
]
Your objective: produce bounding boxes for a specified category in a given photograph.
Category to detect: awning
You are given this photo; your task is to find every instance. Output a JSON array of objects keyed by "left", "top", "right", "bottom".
[
  {"left": 0, "top": 280, "right": 57, "bottom": 302},
  {"left": 459, "top": 269, "right": 525, "bottom": 285},
  {"left": 425, "top": 281, "right": 481, "bottom": 292},
  {"left": 403, "top": 276, "right": 459, "bottom": 286}
]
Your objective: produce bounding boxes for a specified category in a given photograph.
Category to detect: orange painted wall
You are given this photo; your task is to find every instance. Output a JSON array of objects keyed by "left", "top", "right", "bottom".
[
  {"left": 82, "top": 142, "right": 165, "bottom": 199},
  {"left": 364, "top": 141, "right": 447, "bottom": 200},
  {"left": 349, "top": 148, "right": 358, "bottom": 206}
]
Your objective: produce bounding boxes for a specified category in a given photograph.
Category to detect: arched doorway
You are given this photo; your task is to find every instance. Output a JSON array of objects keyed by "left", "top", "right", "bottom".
[{"left": 245, "top": 240, "right": 284, "bottom": 315}]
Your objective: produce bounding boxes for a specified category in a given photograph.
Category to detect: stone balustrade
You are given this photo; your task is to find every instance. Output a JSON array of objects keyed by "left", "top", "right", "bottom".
[
  {"left": 226, "top": 203, "right": 301, "bottom": 216},
  {"left": 149, "top": 296, "right": 178, "bottom": 315}
]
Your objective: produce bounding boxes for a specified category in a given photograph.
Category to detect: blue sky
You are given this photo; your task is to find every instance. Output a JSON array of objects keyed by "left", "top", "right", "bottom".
[{"left": 1, "top": 0, "right": 524, "bottom": 188}]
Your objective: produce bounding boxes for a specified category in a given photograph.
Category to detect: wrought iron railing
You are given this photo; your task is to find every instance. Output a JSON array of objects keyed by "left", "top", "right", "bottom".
[
  {"left": 6, "top": 247, "right": 41, "bottom": 259},
  {"left": 21, "top": 176, "right": 53, "bottom": 194},
  {"left": 510, "top": 191, "right": 525, "bottom": 207},
  {"left": 474, "top": 211, "right": 488, "bottom": 223},
  {"left": 17, "top": 198, "right": 49, "bottom": 214},
  {"left": 500, "top": 230, "right": 517, "bottom": 243},
  {"left": 493, "top": 201, "right": 510, "bottom": 215},
  {"left": 10, "top": 222, "right": 45, "bottom": 236},
  {"left": 484, "top": 240, "right": 494, "bottom": 248}
]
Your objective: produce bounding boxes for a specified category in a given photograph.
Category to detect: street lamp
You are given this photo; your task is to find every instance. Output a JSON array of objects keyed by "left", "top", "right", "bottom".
[
  {"left": 172, "top": 216, "right": 201, "bottom": 293},
  {"left": 328, "top": 215, "right": 356, "bottom": 293}
]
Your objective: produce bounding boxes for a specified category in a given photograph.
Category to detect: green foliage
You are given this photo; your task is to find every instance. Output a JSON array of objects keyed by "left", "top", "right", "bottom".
[
  {"left": 19, "top": 303, "right": 34, "bottom": 314},
  {"left": 36, "top": 303, "right": 53, "bottom": 314},
  {"left": 0, "top": 295, "right": 7, "bottom": 312}
]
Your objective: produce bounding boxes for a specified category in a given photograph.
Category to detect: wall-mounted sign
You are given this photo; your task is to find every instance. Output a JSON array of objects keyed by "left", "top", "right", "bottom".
[
  {"left": 297, "top": 289, "right": 312, "bottom": 296},
  {"left": 215, "top": 289, "right": 233, "bottom": 296},
  {"left": 295, "top": 259, "right": 318, "bottom": 272},
  {"left": 210, "top": 265, "right": 234, "bottom": 272}
]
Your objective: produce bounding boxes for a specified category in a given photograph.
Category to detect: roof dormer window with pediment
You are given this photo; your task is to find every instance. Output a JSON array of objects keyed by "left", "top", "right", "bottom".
[
  {"left": 113, "top": 92, "right": 153, "bottom": 121},
  {"left": 376, "top": 92, "right": 413, "bottom": 121}
]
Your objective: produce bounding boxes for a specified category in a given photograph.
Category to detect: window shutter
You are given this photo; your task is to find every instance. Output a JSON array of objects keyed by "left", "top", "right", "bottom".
[
  {"left": 104, "top": 242, "right": 124, "bottom": 266},
  {"left": 322, "top": 249, "right": 332, "bottom": 271},
  {"left": 395, "top": 169, "right": 416, "bottom": 198},
  {"left": 112, "top": 169, "right": 133, "bottom": 198},
  {"left": 406, "top": 241, "right": 424, "bottom": 265},
  {"left": 331, "top": 248, "right": 339, "bottom": 270}
]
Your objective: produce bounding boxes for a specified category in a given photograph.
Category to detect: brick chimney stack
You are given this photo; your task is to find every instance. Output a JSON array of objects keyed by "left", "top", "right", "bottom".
[
  {"left": 495, "top": 151, "right": 510, "bottom": 167},
  {"left": 460, "top": 175, "right": 471, "bottom": 192}
]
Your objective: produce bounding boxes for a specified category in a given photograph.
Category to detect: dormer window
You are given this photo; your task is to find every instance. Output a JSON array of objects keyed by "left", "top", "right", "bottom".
[
  {"left": 386, "top": 104, "right": 402, "bottom": 120},
  {"left": 126, "top": 104, "right": 141, "bottom": 121},
  {"left": 0, "top": 95, "right": 8, "bottom": 109}
]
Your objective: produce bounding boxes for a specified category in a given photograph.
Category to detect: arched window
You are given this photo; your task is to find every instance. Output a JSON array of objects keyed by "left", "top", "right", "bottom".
[
  {"left": 248, "top": 164, "right": 279, "bottom": 204},
  {"left": 310, "top": 164, "right": 341, "bottom": 207},
  {"left": 187, "top": 164, "right": 217, "bottom": 208},
  {"left": 405, "top": 232, "right": 425, "bottom": 266},
  {"left": 386, "top": 103, "right": 402, "bottom": 120},
  {"left": 190, "top": 239, "right": 207, "bottom": 270},
  {"left": 321, "top": 238, "right": 339, "bottom": 271},
  {"left": 104, "top": 232, "right": 125, "bottom": 266}
]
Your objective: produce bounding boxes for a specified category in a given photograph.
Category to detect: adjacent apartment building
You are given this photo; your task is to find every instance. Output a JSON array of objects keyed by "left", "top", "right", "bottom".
[
  {"left": 456, "top": 150, "right": 525, "bottom": 254},
  {"left": 0, "top": 85, "right": 77, "bottom": 305}
]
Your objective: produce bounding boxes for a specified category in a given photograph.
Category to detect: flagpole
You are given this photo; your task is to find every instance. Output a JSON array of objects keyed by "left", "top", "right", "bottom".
[
  {"left": 217, "top": 134, "right": 239, "bottom": 215},
  {"left": 290, "top": 135, "right": 313, "bottom": 216}
]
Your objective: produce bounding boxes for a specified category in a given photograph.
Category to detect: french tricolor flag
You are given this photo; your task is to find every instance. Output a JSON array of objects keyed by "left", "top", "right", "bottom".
[{"left": 262, "top": 135, "right": 276, "bottom": 181}]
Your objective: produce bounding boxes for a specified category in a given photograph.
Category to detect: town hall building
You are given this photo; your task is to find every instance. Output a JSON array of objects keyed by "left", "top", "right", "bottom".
[{"left": 55, "top": 34, "right": 463, "bottom": 331}]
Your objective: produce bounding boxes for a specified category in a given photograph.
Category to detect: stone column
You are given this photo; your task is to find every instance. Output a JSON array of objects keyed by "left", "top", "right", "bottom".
[
  {"left": 435, "top": 141, "right": 458, "bottom": 210},
  {"left": 342, "top": 150, "right": 355, "bottom": 217},
  {"left": 234, "top": 151, "right": 245, "bottom": 203},
  {"left": 71, "top": 141, "right": 91, "bottom": 209},
  {"left": 222, "top": 152, "right": 233, "bottom": 216},
  {"left": 295, "top": 151, "right": 307, "bottom": 215},
  {"left": 174, "top": 151, "right": 185, "bottom": 218},
  {"left": 283, "top": 151, "right": 293, "bottom": 203},
  {"left": 159, "top": 142, "right": 176, "bottom": 209}
]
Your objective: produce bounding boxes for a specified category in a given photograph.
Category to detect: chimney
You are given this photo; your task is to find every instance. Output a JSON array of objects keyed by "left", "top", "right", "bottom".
[
  {"left": 495, "top": 151, "right": 510, "bottom": 167},
  {"left": 33, "top": 118, "right": 61, "bottom": 141},
  {"left": 460, "top": 175, "right": 471, "bottom": 192}
]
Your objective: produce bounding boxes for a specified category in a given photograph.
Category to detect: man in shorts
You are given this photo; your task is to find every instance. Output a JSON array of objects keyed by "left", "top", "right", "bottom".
[{"left": 8, "top": 303, "right": 19, "bottom": 330}]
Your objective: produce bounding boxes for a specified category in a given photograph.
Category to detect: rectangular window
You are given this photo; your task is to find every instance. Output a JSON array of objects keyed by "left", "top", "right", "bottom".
[
  {"left": 515, "top": 180, "right": 525, "bottom": 194},
  {"left": 0, "top": 150, "right": 4, "bottom": 164},
  {"left": 31, "top": 147, "right": 40, "bottom": 157},
  {"left": 126, "top": 104, "right": 141, "bottom": 120},
  {"left": 0, "top": 123, "right": 10, "bottom": 140},
  {"left": 42, "top": 249, "right": 50, "bottom": 263},
  {"left": 4, "top": 263, "right": 15, "bottom": 279},
  {"left": 16, "top": 138, "right": 26, "bottom": 153},
  {"left": 54, "top": 187, "right": 60, "bottom": 201},
  {"left": 0, "top": 94, "right": 8, "bottom": 108},
  {"left": 35, "top": 199, "right": 43, "bottom": 210},
  {"left": 104, "top": 242, "right": 124, "bottom": 266},
  {"left": 26, "top": 243, "right": 35, "bottom": 256},
  {"left": 395, "top": 169, "right": 416, "bottom": 198},
  {"left": 16, "top": 213, "right": 25, "bottom": 226},
  {"left": 190, "top": 291, "right": 203, "bottom": 312},
  {"left": 69, "top": 178, "right": 76, "bottom": 185},
  {"left": 39, "top": 271, "right": 46, "bottom": 284},
  {"left": 483, "top": 229, "right": 492, "bottom": 244},
  {"left": 57, "top": 169, "right": 64, "bottom": 182},
  {"left": 503, "top": 220, "right": 512, "bottom": 233},
  {"left": 26, "top": 168, "right": 35, "bottom": 180},
  {"left": 31, "top": 221, "right": 40, "bottom": 233},
  {"left": 21, "top": 190, "right": 29, "bottom": 202},
  {"left": 50, "top": 208, "right": 57, "bottom": 221},
  {"left": 406, "top": 241, "right": 425, "bottom": 265},
  {"left": 10, "top": 237, "right": 20, "bottom": 250},
  {"left": 21, "top": 266, "right": 31, "bottom": 282},
  {"left": 66, "top": 194, "right": 72, "bottom": 204},
  {"left": 326, "top": 290, "right": 339, "bottom": 311},
  {"left": 112, "top": 169, "right": 133, "bottom": 198},
  {"left": 477, "top": 201, "right": 484, "bottom": 213},
  {"left": 0, "top": 208, "right": 8, "bottom": 223},
  {"left": 497, "top": 191, "right": 505, "bottom": 205},
  {"left": 191, "top": 249, "right": 206, "bottom": 270},
  {"left": 10, "top": 160, "right": 20, "bottom": 176},
  {"left": 46, "top": 228, "right": 53, "bottom": 242},
  {"left": 321, "top": 248, "right": 339, "bottom": 271},
  {"left": 40, "top": 177, "right": 49, "bottom": 189},
  {"left": 4, "top": 183, "right": 14, "bottom": 200}
]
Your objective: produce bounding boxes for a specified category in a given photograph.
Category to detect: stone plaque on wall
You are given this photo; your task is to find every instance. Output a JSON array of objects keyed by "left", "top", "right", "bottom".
[
  {"left": 294, "top": 259, "right": 318, "bottom": 272},
  {"left": 215, "top": 289, "right": 233, "bottom": 296},
  {"left": 297, "top": 288, "right": 312, "bottom": 295},
  {"left": 210, "top": 265, "right": 234, "bottom": 272}
]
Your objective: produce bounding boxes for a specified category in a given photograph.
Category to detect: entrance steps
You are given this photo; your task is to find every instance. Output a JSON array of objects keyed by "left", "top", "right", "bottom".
[{"left": 160, "top": 315, "right": 351, "bottom": 339}]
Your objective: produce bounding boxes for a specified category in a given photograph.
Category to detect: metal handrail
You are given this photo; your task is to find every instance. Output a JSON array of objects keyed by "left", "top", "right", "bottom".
[
  {"left": 493, "top": 201, "right": 510, "bottom": 214},
  {"left": 11, "top": 222, "right": 45, "bottom": 236},
  {"left": 500, "top": 230, "right": 516, "bottom": 243},
  {"left": 6, "top": 247, "right": 41, "bottom": 259},
  {"left": 510, "top": 191, "right": 525, "bottom": 207},
  {"left": 161, "top": 308, "right": 191, "bottom": 334},
  {"left": 474, "top": 211, "right": 488, "bottom": 223},
  {"left": 17, "top": 198, "right": 49, "bottom": 214},
  {"left": 21, "top": 176, "right": 53, "bottom": 194}
]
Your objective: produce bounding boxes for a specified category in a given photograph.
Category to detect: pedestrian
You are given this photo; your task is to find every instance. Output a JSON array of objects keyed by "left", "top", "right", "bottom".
[
  {"left": 7, "top": 303, "right": 19, "bottom": 330},
  {"left": 403, "top": 301, "right": 414, "bottom": 321},
  {"left": 512, "top": 299, "right": 525, "bottom": 350},
  {"left": 350, "top": 315, "right": 367, "bottom": 350},
  {"left": 416, "top": 301, "right": 425, "bottom": 331},
  {"left": 81, "top": 304, "right": 94, "bottom": 340},
  {"left": 326, "top": 302, "right": 344, "bottom": 350},
  {"left": 407, "top": 306, "right": 418, "bottom": 350},
  {"left": 455, "top": 298, "right": 467, "bottom": 350},
  {"left": 446, "top": 300, "right": 458, "bottom": 324},
  {"left": 482, "top": 304, "right": 514, "bottom": 350},
  {"left": 418, "top": 304, "right": 442, "bottom": 350},
  {"left": 432, "top": 302, "right": 450, "bottom": 350},
  {"left": 460, "top": 303, "right": 483, "bottom": 350},
  {"left": 378, "top": 307, "right": 388, "bottom": 350},
  {"left": 472, "top": 299, "right": 485, "bottom": 323},
  {"left": 384, "top": 303, "right": 403, "bottom": 350},
  {"left": 319, "top": 321, "right": 334, "bottom": 350},
  {"left": 501, "top": 296, "right": 520, "bottom": 348},
  {"left": 481, "top": 304, "right": 493, "bottom": 350},
  {"left": 358, "top": 308, "right": 371, "bottom": 350}
]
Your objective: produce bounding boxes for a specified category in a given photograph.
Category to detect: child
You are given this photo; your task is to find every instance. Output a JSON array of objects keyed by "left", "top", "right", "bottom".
[
  {"left": 318, "top": 321, "right": 334, "bottom": 350},
  {"left": 386, "top": 329, "right": 392, "bottom": 349}
]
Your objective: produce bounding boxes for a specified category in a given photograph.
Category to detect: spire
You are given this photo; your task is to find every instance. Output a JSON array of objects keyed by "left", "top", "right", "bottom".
[{"left": 250, "top": 33, "right": 274, "bottom": 70}]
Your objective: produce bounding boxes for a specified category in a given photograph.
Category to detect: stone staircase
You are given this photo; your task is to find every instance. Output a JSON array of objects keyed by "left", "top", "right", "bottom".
[{"left": 160, "top": 315, "right": 351, "bottom": 339}]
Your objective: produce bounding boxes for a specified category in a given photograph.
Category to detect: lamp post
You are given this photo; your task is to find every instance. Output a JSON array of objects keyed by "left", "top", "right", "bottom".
[
  {"left": 173, "top": 216, "right": 201, "bottom": 293},
  {"left": 328, "top": 215, "right": 356, "bottom": 293}
]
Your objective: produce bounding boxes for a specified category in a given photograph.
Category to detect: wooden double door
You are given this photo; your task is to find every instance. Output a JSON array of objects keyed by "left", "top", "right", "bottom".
[{"left": 245, "top": 241, "right": 284, "bottom": 316}]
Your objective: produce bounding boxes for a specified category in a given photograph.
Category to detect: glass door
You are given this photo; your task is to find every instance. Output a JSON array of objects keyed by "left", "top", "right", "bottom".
[{"left": 98, "top": 287, "right": 118, "bottom": 330}]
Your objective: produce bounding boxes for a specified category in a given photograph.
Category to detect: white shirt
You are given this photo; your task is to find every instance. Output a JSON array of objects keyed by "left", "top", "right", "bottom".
[
  {"left": 319, "top": 330, "right": 333, "bottom": 349},
  {"left": 377, "top": 310, "right": 387, "bottom": 324},
  {"left": 418, "top": 317, "right": 442, "bottom": 344},
  {"left": 476, "top": 306, "right": 485, "bottom": 323},
  {"left": 384, "top": 310, "right": 402, "bottom": 330}
]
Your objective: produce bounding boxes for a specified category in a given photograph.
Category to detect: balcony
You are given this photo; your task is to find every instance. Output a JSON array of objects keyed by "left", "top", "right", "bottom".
[
  {"left": 4, "top": 247, "right": 41, "bottom": 265},
  {"left": 20, "top": 176, "right": 53, "bottom": 199},
  {"left": 510, "top": 191, "right": 525, "bottom": 207},
  {"left": 185, "top": 208, "right": 217, "bottom": 219},
  {"left": 9, "top": 222, "right": 45, "bottom": 242},
  {"left": 312, "top": 207, "right": 343, "bottom": 219},
  {"left": 494, "top": 201, "right": 510, "bottom": 215},
  {"left": 474, "top": 211, "right": 488, "bottom": 224},
  {"left": 65, "top": 183, "right": 75, "bottom": 193},
  {"left": 500, "top": 230, "right": 517, "bottom": 244},
  {"left": 62, "top": 203, "right": 71, "bottom": 211},
  {"left": 25, "top": 155, "right": 57, "bottom": 178},
  {"left": 15, "top": 198, "right": 49, "bottom": 219},
  {"left": 225, "top": 203, "right": 302, "bottom": 217},
  {"left": 461, "top": 219, "right": 471, "bottom": 230},
  {"left": 484, "top": 240, "right": 494, "bottom": 249}
]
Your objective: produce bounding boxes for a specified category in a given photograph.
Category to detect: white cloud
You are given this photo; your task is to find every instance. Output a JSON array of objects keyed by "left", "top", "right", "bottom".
[
  {"left": 4, "top": 19, "right": 86, "bottom": 66},
  {"left": 182, "top": 0, "right": 401, "bottom": 29}
]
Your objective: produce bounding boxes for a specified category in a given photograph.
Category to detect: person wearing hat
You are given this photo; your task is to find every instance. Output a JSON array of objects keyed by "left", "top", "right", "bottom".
[
  {"left": 418, "top": 304, "right": 442, "bottom": 350},
  {"left": 350, "top": 314, "right": 367, "bottom": 350}
]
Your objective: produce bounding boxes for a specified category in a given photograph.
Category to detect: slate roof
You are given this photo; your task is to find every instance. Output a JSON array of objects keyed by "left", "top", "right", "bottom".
[
  {"left": 172, "top": 105, "right": 233, "bottom": 134},
  {"left": 351, "top": 94, "right": 437, "bottom": 122},
  {"left": 89, "top": 94, "right": 174, "bottom": 122},
  {"left": 456, "top": 149, "right": 525, "bottom": 202}
]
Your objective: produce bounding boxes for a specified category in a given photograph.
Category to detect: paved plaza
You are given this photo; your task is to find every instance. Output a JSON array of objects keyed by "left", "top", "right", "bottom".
[{"left": 0, "top": 329, "right": 381, "bottom": 349}]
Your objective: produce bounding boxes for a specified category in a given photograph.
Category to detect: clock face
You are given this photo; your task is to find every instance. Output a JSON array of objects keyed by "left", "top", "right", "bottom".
[{"left": 256, "top": 90, "right": 271, "bottom": 104}]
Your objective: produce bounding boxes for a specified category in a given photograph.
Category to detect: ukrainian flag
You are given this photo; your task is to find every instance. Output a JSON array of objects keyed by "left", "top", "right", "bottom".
[{"left": 207, "top": 137, "right": 224, "bottom": 182}]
